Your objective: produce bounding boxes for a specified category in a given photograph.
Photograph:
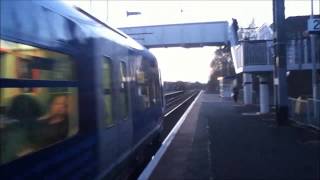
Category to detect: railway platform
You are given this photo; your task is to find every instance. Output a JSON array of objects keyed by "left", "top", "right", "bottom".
[{"left": 139, "top": 91, "right": 320, "bottom": 180}]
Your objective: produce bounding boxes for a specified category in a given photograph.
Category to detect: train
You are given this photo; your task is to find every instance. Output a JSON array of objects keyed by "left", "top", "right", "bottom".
[{"left": 0, "top": 0, "right": 164, "bottom": 179}]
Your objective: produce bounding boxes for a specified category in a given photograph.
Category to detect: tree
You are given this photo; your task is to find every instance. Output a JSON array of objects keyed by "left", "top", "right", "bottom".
[{"left": 207, "top": 45, "right": 235, "bottom": 92}]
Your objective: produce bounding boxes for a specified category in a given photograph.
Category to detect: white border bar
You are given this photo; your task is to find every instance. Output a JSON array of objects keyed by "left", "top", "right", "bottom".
[{"left": 138, "top": 91, "right": 203, "bottom": 180}]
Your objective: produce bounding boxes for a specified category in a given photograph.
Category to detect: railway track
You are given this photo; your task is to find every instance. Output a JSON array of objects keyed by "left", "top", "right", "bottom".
[
  {"left": 129, "top": 90, "right": 200, "bottom": 179},
  {"left": 162, "top": 90, "right": 200, "bottom": 140}
]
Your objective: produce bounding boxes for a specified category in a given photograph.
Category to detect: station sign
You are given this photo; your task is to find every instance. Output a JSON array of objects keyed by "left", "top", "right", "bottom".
[{"left": 308, "top": 18, "right": 320, "bottom": 34}]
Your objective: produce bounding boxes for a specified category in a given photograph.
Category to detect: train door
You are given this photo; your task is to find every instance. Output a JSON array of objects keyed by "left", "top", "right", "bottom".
[
  {"left": 96, "top": 53, "right": 133, "bottom": 178},
  {"left": 96, "top": 56, "right": 119, "bottom": 176},
  {"left": 115, "top": 59, "right": 133, "bottom": 159}
]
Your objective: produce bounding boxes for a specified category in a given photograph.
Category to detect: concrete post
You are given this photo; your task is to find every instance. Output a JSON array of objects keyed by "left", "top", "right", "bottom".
[
  {"left": 243, "top": 73, "right": 253, "bottom": 105},
  {"left": 259, "top": 76, "right": 270, "bottom": 113}
]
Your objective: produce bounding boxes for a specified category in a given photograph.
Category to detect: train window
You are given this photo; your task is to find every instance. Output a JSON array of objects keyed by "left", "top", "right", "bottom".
[
  {"left": 136, "top": 58, "right": 159, "bottom": 109},
  {"left": 150, "top": 82, "right": 157, "bottom": 105},
  {"left": 0, "top": 40, "right": 79, "bottom": 165},
  {"left": 147, "top": 61, "right": 161, "bottom": 106},
  {"left": 0, "top": 40, "right": 75, "bottom": 80},
  {"left": 119, "top": 62, "right": 129, "bottom": 120},
  {"left": 102, "top": 58, "right": 113, "bottom": 126},
  {"left": 152, "top": 64, "right": 161, "bottom": 104}
]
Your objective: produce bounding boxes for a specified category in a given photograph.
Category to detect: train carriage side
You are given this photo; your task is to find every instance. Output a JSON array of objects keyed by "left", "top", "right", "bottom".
[
  {"left": 0, "top": 1, "right": 102, "bottom": 179},
  {"left": 74, "top": 4, "right": 164, "bottom": 178},
  {"left": 0, "top": 0, "right": 163, "bottom": 179}
]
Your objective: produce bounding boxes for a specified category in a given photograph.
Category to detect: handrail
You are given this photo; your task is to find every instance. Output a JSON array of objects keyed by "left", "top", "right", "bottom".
[
  {"left": 288, "top": 97, "right": 319, "bottom": 130},
  {"left": 307, "top": 98, "right": 320, "bottom": 102}
]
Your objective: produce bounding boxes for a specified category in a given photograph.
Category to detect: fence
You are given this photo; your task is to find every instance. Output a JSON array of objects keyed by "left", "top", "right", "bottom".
[
  {"left": 232, "top": 38, "right": 319, "bottom": 70},
  {"left": 288, "top": 97, "right": 320, "bottom": 130}
]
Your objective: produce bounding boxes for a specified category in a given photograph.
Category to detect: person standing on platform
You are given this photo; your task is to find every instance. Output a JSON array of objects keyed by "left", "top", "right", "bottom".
[{"left": 232, "top": 86, "right": 239, "bottom": 103}]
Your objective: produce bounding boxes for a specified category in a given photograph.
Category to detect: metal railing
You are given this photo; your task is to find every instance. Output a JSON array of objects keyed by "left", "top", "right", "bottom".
[
  {"left": 231, "top": 38, "right": 319, "bottom": 71},
  {"left": 288, "top": 97, "right": 320, "bottom": 130},
  {"left": 243, "top": 40, "right": 271, "bottom": 66}
]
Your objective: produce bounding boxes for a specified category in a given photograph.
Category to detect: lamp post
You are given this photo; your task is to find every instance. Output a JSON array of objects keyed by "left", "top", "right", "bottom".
[
  {"left": 106, "top": 0, "right": 109, "bottom": 22},
  {"left": 90, "top": 0, "right": 92, "bottom": 12},
  {"left": 273, "top": 0, "right": 289, "bottom": 125},
  {"left": 309, "top": 0, "right": 320, "bottom": 120}
]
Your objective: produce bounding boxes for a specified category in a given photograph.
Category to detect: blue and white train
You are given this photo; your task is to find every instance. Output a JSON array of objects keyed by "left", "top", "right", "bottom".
[{"left": 0, "top": 0, "right": 163, "bottom": 179}]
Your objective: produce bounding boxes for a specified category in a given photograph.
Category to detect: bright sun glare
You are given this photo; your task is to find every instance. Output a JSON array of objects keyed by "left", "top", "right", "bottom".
[{"left": 63, "top": 0, "right": 319, "bottom": 83}]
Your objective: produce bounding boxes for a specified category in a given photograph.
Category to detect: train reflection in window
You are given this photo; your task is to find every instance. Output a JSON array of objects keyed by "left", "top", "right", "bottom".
[
  {"left": 135, "top": 58, "right": 159, "bottom": 109},
  {"left": 0, "top": 40, "right": 78, "bottom": 164},
  {"left": 0, "top": 40, "right": 75, "bottom": 81}
]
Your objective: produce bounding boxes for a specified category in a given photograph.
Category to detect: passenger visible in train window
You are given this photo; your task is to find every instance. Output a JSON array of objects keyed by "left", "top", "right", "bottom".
[
  {"left": 37, "top": 94, "right": 69, "bottom": 147},
  {"left": 1, "top": 94, "right": 42, "bottom": 163}
]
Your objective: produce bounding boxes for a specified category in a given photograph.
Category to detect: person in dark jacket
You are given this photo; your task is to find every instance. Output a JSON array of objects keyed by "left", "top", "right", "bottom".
[
  {"left": 1, "top": 94, "right": 42, "bottom": 163},
  {"left": 232, "top": 86, "right": 239, "bottom": 103}
]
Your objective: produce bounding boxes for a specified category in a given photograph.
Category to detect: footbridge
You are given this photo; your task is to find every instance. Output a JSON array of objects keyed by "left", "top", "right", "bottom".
[{"left": 119, "top": 21, "right": 229, "bottom": 48}]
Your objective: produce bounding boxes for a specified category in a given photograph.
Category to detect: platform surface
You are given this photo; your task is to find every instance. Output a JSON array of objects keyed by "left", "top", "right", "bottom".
[{"left": 150, "top": 93, "right": 320, "bottom": 180}]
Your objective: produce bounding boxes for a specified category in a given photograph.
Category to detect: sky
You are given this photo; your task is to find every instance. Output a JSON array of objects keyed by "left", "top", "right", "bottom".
[{"left": 63, "top": 0, "right": 320, "bottom": 83}]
